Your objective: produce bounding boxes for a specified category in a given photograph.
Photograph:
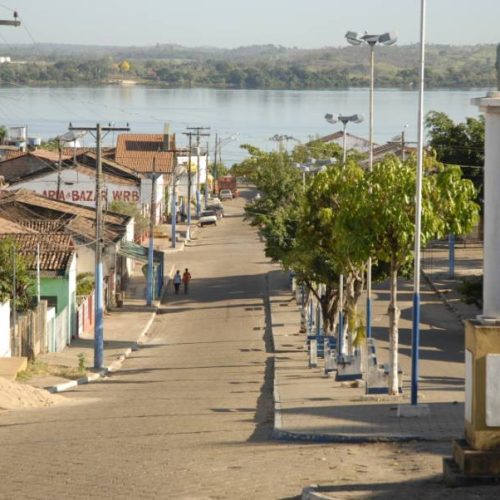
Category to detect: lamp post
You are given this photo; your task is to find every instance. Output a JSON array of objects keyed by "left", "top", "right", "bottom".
[
  {"left": 410, "top": 0, "right": 427, "bottom": 408},
  {"left": 345, "top": 30, "right": 397, "bottom": 339},
  {"left": 269, "top": 134, "right": 299, "bottom": 152},
  {"left": 324, "top": 113, "right": 364, "bottom": 356}
]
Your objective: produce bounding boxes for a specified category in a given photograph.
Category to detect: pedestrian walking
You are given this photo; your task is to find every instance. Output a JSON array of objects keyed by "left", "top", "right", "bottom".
[
  {"left": 173, "top": 270, "right": 181, "bottom": 295},
  {"left": 182, "top": 268, "right": 192, "bottom": 294}
]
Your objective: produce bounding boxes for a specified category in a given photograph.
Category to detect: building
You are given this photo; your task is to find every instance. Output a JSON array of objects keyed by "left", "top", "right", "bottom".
[
  {"left": 0, "top": 232, "right": 77, "bottom": 352},
  {"left": 0, "top": 189, "right": 134, "bottom": 309},
  {"left": 115, "top": 132, "right": 175, "bottom": 222},
  {"left": 311, "top": 130, "right": 374, "bottom": 153}
]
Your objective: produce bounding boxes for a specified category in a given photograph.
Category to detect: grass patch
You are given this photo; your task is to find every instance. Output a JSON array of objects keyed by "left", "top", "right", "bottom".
[{"left": 16, "top": 357, "right": 88, "bottom": 382}]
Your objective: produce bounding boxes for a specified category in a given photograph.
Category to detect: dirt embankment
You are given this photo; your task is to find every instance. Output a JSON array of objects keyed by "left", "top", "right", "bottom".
[{"left": 0, "top": 377, "right": 68, "bottom": 411}]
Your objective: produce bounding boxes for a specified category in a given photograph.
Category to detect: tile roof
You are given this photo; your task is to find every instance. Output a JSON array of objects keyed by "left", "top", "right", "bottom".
[
  {"left": 0, "top": 189, "right": 131, "bottom": 243},
  {"left": 0, "top": 188, "right": 130, "bottom": 227},
  {"left": 0, "top": 216, "right": 38, "bottom": 234},
  {"left": 0, "top": 149, "right": 25, "bottom": 162},
  {"left": 0, "top": 233, "right": 74, "bottom": 272},
  {"left": 19, "top": 220, "right": 66, "bottom": 233},
  {"left": 31, "top": 149, "right": 73, "bottom": 162},
  {"left": 76, "top": 152, "right": 141, "bottom": 181},
  {"left": 115, "top": 134, "right": 174, "bottom": 174},
  {"left": 312, "top": 131, "right": 375, "bottom": 147}
]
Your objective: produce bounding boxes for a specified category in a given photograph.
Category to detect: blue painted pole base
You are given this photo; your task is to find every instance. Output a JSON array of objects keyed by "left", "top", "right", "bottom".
[
  {"left": 366, "top": 296, "right": 372, "bottom": 339},
  {"left": 411, "top": 292, "right": 421, "bottom": 405}
]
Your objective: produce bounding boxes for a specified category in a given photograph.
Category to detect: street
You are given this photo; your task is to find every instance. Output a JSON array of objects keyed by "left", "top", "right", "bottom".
[{"left": 0, "top": 189, "right": 499, "bottom": 500}]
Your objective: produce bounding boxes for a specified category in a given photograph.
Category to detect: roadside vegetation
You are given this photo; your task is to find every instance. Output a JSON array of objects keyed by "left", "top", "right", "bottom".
[
  {"left": 16, "top": 355, "right": 87, "bottom": 383},
  {"left": 240, "top": 114, "right": 479, "bottom": 394}
]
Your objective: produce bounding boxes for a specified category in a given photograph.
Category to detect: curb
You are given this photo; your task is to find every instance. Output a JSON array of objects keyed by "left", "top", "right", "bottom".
[
  {"left": 422, "top": 270, "right": 465, "bottom": 325},
  {"left": 47, "top": 308, "right": 157, "bottom": 394},
  {"left": 47, "top": 265, "right": 178, "bottom": 394},
  {"left": 302, "top": 486, "right": 338, "bottom": 500},
  {"left": 268, "top": 271, "right": 455, "bottom": 445}
]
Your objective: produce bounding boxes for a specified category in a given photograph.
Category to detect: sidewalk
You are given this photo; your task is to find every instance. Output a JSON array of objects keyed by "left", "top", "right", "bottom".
[
  {"left": 26, "top": 242, "right": 183, "bottom": 392},
  {"left": 421, "top": 242, "right": 482, "bottom": 322},
  {"left": 268, "top": 263, "right": 475, "bottom": 443}
]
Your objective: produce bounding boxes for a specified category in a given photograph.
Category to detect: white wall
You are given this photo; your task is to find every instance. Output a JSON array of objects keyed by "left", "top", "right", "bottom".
[
  {"left": 177, "top": 154, "right": 207, "bottom": 184},
  {"left": 67, "top": 254, "right": 77, "bottom": 343},
  {"left": 140, "top": 175, "right": 165, "bottom": 223},
  {"left": 0, "top": 300, "right": 11, "bottom": 357},
  {"left": 8, "top": 169, "right": 141, "bottom": 208}
]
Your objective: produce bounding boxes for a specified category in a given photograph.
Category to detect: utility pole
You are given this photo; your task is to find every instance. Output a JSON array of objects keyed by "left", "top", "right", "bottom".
[
  {"left": 183, "top": 133, "right": 195, "bottom": 240},
  {"left": 68, "top": 123, "right": 130, "bottom": 370},
  {"left": 213, "top": 133, "right": 218, "bottom": 183},
  {"left": 36, "top": 243, "right": 40, "bottom": 304},
  {"left": 205, "top": 140, "right": 210, "bottom": 207},
  {"left": 171, "top": 154, "right": 178, "bottom": 249},
  {"left": 187, "top": 127, "right": 210, "bottom": 216},
  {"left": 146, "top": 157, "right": 159, "bottom": 307},
  {"left": 12, "top": 245, "right": 16, "bottom": 334}
]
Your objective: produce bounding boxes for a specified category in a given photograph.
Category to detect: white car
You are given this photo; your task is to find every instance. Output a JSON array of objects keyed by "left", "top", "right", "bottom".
[
  {"left": 199, "top": 210, "right": 218, "bottom": 227},
  {"left": 219, "top": 189, "right": 233, "bottom": 200}
]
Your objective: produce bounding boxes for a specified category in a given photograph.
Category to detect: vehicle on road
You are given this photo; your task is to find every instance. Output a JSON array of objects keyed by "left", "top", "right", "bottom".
[
  {"left": 219, "top": 189, "right": 233, "bottom": 200},
  {"left": 216, "top": 175, "right": 238, "bottom": 198},
  {"left": 199, "top": 210, "right": 218, "bottom": 227},
  {"left": 206, "top": 203, "right": 224, "bottom": 219}
]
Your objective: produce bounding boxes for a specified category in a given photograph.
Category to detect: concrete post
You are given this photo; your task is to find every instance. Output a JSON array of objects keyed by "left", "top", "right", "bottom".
[
  {"left": 443, "top": 91, "right": 500, "bottom": 484},
  {"left": 473, "top": 92, "right": 500, "bottom": 322}
]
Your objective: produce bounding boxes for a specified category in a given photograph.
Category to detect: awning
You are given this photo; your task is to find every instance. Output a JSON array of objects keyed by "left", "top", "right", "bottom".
[{"left": 117, "top": 240, "right": 163, "bottom": 265}]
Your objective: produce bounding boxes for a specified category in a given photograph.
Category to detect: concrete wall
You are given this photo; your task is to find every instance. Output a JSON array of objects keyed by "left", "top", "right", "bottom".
[
  {"left": 140, "top": 175, "right": 166, "bottom": 224},
  {"left": 67, "top": 255, "right": 77, "bottom": 342},
  {"left": 40, "top": 276, "right": 70, "bottom": 348},
  {"left": 9, "top": 169, "right": 141, "bottom": 208},
  {"left": 0, "top": 300, "right": 11, "bottom": 357}
]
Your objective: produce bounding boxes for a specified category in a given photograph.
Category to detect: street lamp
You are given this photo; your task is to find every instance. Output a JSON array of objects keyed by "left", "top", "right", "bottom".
[
  {"left": 324, "top": 112, "right": 364, "bottom": 357},
  {"left": 409, "top": 0, "right": 427, "bottom": 409},
  {"left": 269, "top": 134, "right": 299, "bottom": 152},
  {"left": 325, "top": 113, "right": 364, "bottom": 165},
  {"left": 345, "top": 29, "right": 397, "bottom": 339}
]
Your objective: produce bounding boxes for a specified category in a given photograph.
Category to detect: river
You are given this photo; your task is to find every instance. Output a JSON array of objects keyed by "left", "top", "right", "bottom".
[{"left": 0, "top": 86, "right": 493, "bottom": 164}]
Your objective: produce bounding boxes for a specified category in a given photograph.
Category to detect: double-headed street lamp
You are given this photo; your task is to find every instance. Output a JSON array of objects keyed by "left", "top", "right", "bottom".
[
  {"left": 324, "top": 113, "right": 364, "bottom": 356},
  {"left": 345, "top": 30, "right": 397, "bottom": 339},
  {"left": 325, "top": 113, "right": 364, "bottom": 165}
]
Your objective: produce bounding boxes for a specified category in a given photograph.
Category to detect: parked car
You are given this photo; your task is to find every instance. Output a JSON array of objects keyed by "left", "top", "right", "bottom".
[
  {"left": 206, "top": 203, "right": 224, "bottom": 219},
  {"left": 208, "top": 196, "right": 222, "bottom": 206},
  {"left": 199, "top": 210, "right": 218, "bottom": 227},
  {"left": 219, "top": 189, "right": 233, "bottom": 200}
]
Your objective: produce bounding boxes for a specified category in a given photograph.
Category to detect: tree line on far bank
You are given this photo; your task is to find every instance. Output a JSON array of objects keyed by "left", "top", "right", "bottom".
[{"left": 0, "top": 43, "right": 497, "bottom": 89}]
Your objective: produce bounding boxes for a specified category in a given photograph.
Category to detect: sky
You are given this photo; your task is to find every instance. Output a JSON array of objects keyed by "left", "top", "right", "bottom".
[{"left": 0, "top": 0, "right": 498, "bottom": 48}]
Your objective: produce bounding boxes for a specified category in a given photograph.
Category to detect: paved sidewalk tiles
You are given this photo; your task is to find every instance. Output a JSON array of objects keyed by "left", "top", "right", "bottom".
[{"left": 269, "top": 270, "right": 467, "bottom": 443}]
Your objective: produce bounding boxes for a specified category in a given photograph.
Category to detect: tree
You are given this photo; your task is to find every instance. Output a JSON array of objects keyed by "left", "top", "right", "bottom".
[
  {"left": 110, "top": 201, "right": 148, "bottom": 241},
  {"left": 425, "top": 111, "right": 484, "bottom": 195},
  {"left": 119, "top": 60, "right": 131, "bottom": 73},
  {"left": 0, "top": 125, "right": 7, "bottom": 144},
  {"left": 359, "top": 153, "right": 479, "bottom": 394},
  {"left": 0, "top": 237, "right": 34, "bottom": 311}
]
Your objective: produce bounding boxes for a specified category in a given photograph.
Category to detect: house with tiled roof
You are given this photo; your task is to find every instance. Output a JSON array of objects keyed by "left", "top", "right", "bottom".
[
  {"left": 115, "top": 133, "right": 175, "bottom": 175},
  {"left": 114, "top": 132, "right": 178, "bottom": 222},
  {"left": 0, "top": 232, "right": 77, "bottom": 352},
  {"left": 0, "top": 189, "right": 136, "bottom": 310},
  {"left": 309, "top": 130, "right": 375, "bottom": 153}
]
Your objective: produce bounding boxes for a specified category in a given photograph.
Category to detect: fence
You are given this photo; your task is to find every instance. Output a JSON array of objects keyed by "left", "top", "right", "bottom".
[
  {"left": 422, "top": 237, "right": 483, "bottom": 283},
  {"left": 76, "top": 292, "right": 94, "bottom": 338},
  {"left": 10, "top": 300, "right": 48, "bottom": 360}
]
